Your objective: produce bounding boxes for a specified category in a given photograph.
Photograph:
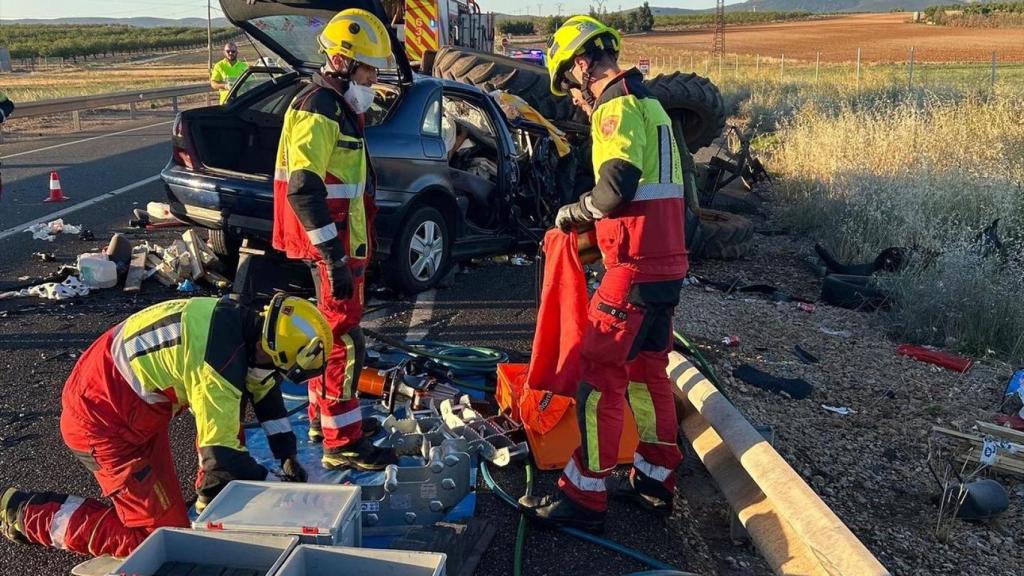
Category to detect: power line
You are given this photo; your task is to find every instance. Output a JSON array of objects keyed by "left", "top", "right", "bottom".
[{"left": 712, "top": 0, "right": 724, "bottom": 58}]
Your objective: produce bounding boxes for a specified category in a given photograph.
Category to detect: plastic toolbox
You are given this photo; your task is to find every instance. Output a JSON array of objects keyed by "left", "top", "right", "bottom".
[
  {"left": 273, "top": 544, "right": 446, "bottom": 576},
  {"left": 111, "top": 527, "right": 297, "bottom": 576},
  {"left": 495, "top": 362, "right": 640, "bottom": 470},
  {"left": 193, "top": 481, "right": 361, "bottom": 546}
]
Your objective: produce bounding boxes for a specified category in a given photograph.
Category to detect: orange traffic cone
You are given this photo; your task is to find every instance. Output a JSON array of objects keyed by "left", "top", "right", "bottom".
[{"left": 44, "top": 171, "right": 68, "bottom": 203}]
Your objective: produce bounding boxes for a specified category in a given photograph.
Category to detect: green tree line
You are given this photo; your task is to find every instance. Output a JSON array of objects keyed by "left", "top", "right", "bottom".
[
  {"left": 0, "top": 24, "right": 238, "bottom": 62},
  {"left": 653, "top": 10, "right": 811, "bottom": 28},
  {"left": 924, "top": 2, "right": 1024, "bottom": 25}
]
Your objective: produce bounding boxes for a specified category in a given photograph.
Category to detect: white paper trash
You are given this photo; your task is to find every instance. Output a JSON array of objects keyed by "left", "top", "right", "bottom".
[
  {"left": 111, "top": 527, "right": 298, "bottom": 575},
  {"left": 274, "top": 545, "right": 446, "bottom": 576},
  {"left": 193, "top": 481, "right": 361, "bottom": 546}
]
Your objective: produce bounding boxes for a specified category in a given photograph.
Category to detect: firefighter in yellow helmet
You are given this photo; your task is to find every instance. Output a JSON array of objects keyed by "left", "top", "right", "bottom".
[
  {"left": 2, "top": 294, "right": 330, "bottom": 558},
  {"left": 271, "top": 9, "right": 396, "bottom": 471},
  {"left": 520, "top": 16, "right": 689, "bottom": 532}
]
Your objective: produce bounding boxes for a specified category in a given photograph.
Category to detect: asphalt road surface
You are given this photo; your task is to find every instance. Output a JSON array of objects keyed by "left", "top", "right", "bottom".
[{"left": 0, "top": 119, "right": 761, "bottom": 575}]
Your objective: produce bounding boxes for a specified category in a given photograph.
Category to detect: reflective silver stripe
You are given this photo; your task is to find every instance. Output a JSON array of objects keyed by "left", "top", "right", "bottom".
[
  {"left": 658, "top": 125, "right": 672, "bottom": 184},
  {"left": 633, "top": 453, "right": 673, "bottom": 482},
  {"left": 49, "top": 496, "right": 84, "bottom": 550},
  {"left": 306, "top": 223, "right": 338, "bottom": 245},
  {"left": 565, "top": 20, "right": 604, "bottom": 53},
  {"left": 261, "top": 417, "right": 293, "bottom": 436},
  {"left": 124, "top": 323, "right": 181, "bottom": 360},
  {"left": 563, "top": 458, "right": 607, "bottom": 493},
  {"left": 633, "top": 182, "right": 685, "bottom": 202},
  {"left": 109, "top": 323, "right": 169, "bottom": 405},
  {"left": 321, "top": 407, "right": 361, "bottom": 429},
  {"left": 274, "top": 168, "right": 288, "bottom": 181},
  {"left": 325, "top": 182, "right": 363, "bottom": 199}
]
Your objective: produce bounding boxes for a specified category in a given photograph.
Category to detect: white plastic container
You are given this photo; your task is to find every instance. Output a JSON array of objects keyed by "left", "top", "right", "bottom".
[
  {"left": 111, "top": 527, "right": 297, "bottom": 576},
  {"left": 147, "top": 201, "right": 174, "bottom": 221},
  {"left": 194, "top": 481, "right": 362, "bottom": 546},
  {"left": 76, "top": 253, "right": 117, "bottom": 289},
  {"left": 274, "top": 545, "right": 446, "bottom": 576}
]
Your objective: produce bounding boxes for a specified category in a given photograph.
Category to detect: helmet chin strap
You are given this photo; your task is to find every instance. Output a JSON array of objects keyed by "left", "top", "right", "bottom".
[{"left": 577, "top": 56, "right": 598, "bottom": 109}]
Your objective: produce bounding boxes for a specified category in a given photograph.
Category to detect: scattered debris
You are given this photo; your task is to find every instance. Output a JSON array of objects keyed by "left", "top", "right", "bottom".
[
  {"left": 123, "top": 246, "right": 149, "bottom": 292},
  {"left": 0, "top": 275, "right": 90, "bottom": 300},
  {"left": 822, "top": 404, "right": 856, "bottom": 416},
  {"left": 76, "top": 253, "right": 117, "bottom": 289},
  {"left": 1004, "top": 369, "right": 1024, "bottom": 396},
  {"left": 721, "top": 335, "right": 740, "bottom": 347},
  {"left": 796, "top": 302, "right": 815, "bottom": 313},
  {"left": 932, "top": 422, "right": 1024, "bottom": 477},
  {"left": 78, "top": 229, "right": 95, "bottom": 241},
  {"left": 105, "top": 233, "right": 133, "bottom": 271},
  {"left": 177, "top": 278, "right": 198, "bottom": 293},
  {"left": 819, "top": 326, "right": 851, "bottom": 338},
  {"left": 25, "top": 218, "right": 81, "bottom": 241},
  {"left": 792, "top": 344, "right": 819, "bottom": 364},
  {"left": 32, "top": 252, "right": 55, "bottom": 262},
  {"left": 732, "top": 364, "right": 813, "bottom": 399},
  {"left": 896, "top": 344, "right": 973, "bottom": 373}
]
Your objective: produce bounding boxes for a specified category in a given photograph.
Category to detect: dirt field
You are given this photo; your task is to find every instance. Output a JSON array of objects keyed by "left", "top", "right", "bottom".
[{"left": 627, "top": 13, "right": 1024, "bottom": 63}]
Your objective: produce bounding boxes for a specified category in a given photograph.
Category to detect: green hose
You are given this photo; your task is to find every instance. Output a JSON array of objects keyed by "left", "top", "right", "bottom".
[
  {"left": 672, "top": 330, "right": 732, "bottom": 402},
  {"left": 363, "top": 328, "right": 508, "bottom": 373},
  {"left": 513, "top": 463, "right": 534, "bottom": 576}
]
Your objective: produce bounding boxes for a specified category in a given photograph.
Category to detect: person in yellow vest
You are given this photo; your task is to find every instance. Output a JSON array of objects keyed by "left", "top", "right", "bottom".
[
  {"left": 1, "top": 294, "right": 330, "bottom": 558},
  {"left": 271, "top": 9, "right": 395, "bottom": 471},
  {"left": 210, "top": 42, "right": 249, "bottom": 104}
]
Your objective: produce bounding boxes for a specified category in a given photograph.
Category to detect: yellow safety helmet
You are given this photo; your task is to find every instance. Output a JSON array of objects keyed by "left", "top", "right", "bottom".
[
  {"left": 260, "top": 293, "right": 333, "bottom": 381},
  {"left": 318, "top": 8, "right": 393, "bottom": 70},
  {"left": 546, "top": 15, "right": 622, "bottom": 97}
]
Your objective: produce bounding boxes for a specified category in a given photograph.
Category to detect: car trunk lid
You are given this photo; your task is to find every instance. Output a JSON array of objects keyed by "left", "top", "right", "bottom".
[{"left": 219, "top": 0, "right": 412, "bottom": 85}]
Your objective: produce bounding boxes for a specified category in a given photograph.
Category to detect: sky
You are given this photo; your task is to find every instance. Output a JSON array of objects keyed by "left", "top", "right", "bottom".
[{"left": 0, "top": 0, "right": 725, "bottom": 21}]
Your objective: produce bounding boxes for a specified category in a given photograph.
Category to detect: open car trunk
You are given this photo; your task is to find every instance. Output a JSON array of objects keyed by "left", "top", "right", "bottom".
[{"left": 218, "top": 0, "right": 412, "bottom": 83}]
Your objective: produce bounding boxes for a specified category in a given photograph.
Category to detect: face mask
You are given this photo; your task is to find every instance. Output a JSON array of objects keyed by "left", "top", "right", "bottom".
[{"left": 344, "top": 83, "right": 375, "bottom": 114}]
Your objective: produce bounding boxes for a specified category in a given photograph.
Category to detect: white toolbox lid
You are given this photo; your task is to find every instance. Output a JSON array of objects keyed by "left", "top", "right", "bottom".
[{"left": 194, "top": 481, "right": 361, "bottom": 537}]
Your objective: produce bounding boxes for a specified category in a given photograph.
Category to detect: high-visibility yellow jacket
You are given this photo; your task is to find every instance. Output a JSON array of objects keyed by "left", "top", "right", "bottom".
[
  {"left": 272, "top": 73, "right": 369, "bottom": 265},
  {"left": 583, "top": 68, "right": 688, "bottom": 280},
  {"left": 110, "top": 297, "right": 294, "bottom": 501},
  {"left": 210, "top": 58, "right": 249, "bottom": 104}
]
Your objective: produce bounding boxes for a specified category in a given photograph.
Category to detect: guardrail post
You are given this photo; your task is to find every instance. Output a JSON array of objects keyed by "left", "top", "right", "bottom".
[
  {"left": 72, "top": 110, "right": 82, "bottom": 132},
  {"left": 129, "top": 101, "right": 136, "bottom": 120},
  {"left": 172, "top": 95, "right": 179, "bottom": 112}
]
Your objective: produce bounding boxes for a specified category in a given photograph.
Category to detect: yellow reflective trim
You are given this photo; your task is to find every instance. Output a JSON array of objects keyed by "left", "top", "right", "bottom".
[
  {"left": 627, "top": 381, "right": 659, "bottom": 443},
  {"left": 347, "top": 185, "right": 368, "bottom": 259},
  {"left": 585, "top": 388, "right": 602, "bottom": 473},
  {"left": 341, "top": 333, "right": 356, "bottom": 400}
]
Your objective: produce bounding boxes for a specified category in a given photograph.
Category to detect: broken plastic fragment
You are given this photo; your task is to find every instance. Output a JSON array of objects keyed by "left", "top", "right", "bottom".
[{"left": 821, "top": 404, "right": 856, "bottom": 415}]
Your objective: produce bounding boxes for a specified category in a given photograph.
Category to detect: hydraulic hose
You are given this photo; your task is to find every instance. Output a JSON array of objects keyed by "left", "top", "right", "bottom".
[
  {"left": 363, "top": 328, "right": 508, "bottom": 373},
  {"left": 479, "top": 462, "right": 678, "bottom": 573},
  {"left": 672, "top": 329, "right": 732, "bottom": 402},
  {"left": 513, "top": 462, "right": 534, "bottom": 576}
]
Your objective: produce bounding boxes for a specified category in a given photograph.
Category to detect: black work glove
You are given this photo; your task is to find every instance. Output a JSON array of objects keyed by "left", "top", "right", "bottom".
[
  {"left": 555, "top": 194, "right": 603, "bottom": 233},
  {"left": 280, "top": 456, "right": 308, "bottom": 483},
  {"left": 317, "top": 242, "right": 354, "bottom": 301}
]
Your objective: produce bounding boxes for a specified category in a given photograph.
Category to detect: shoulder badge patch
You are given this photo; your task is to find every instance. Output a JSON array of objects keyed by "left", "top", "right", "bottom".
[{"left": 599, "top": 115, "right": 620, "bottom": 139}]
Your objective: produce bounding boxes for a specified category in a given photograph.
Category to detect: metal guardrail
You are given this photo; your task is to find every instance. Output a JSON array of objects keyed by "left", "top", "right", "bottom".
[{"left": 12, "top": 83, "right": 213, "bottom": 130}]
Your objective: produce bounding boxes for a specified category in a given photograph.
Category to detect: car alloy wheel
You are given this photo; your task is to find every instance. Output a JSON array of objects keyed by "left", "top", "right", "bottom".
[{"left": 408, "top": 219, "right": 444, "bottom": 283}]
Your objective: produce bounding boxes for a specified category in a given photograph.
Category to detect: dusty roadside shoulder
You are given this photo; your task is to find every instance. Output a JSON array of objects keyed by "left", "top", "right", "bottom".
[{"left": 676, "top": 216, "right": 1022, "bottom": 575}]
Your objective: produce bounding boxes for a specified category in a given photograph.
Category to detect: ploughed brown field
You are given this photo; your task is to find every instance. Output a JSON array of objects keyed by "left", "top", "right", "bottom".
[{"left": 626, "top": 13, "right": 1024, "bottom": 63}]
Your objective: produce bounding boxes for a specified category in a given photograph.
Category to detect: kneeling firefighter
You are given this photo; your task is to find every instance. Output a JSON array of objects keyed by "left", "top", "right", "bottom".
[
  {"left": 272, "top": 8, "right": 396, "bottom": 471},
  {"left": 1, "top": 294, "right": 330, "bottom": 557},
  {"left": 520, "top": 16, "right": 689, "bottom": 531}
]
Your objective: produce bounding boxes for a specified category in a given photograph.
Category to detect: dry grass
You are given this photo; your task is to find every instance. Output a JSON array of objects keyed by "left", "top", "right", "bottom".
[{"left": 714, "top": 62, "right": 1024, "bottom": 360}]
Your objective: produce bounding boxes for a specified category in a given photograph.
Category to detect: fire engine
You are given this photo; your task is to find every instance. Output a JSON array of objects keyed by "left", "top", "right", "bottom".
[{"left": 395, "top": 0, "right": 495, "bottom": 61}]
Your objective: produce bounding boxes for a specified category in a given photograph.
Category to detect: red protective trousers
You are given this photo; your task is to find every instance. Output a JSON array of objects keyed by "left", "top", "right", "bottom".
[
  {"left": 20, "top": 329, "right": 188, "bottom": 558},
  {"left": 307, "top": 259, "right": 366, "bottom": 452},
  {"left": 557, "top": 266, "right": 685, "bottom": 512}
]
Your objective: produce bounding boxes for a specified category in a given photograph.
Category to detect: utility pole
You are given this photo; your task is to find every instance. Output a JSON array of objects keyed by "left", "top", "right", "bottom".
[
  {"left": 207, "top": 0, "right": 213, "bottom": 72},
  {"left": 712, "top": 0, "right": 725, "bottom": 59},
  {"left": 537, "top": 3, "right": 543, "bottom": 17},
  {"left": 556, "top": 2, "right": 564, "bottom": 16}
]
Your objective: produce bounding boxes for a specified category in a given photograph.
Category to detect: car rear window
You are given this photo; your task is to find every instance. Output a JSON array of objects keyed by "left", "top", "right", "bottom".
[{"left": 252, "top": 15, "right": 397, "bottom": 73}]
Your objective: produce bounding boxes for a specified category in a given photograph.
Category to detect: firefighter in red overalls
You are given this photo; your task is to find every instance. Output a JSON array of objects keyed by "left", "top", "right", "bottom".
[{"left": 271, "top": 9, "right": 395, "bottom": 470}]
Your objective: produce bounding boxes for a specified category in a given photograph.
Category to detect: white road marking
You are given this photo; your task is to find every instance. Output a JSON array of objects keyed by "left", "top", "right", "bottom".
[
  {"left": 0, "top": 120, "right": 173, "bottom": 161},
  {"left": 0, "top": 174, "right": 160, "bottom": 242},
  {"left": 405, "top": 289, "right": 437, "bottom": 341}
]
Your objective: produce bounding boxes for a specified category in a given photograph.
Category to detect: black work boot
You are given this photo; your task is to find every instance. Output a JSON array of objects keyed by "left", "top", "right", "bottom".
[
  {"left": 606, "top": 474, "right": 674, "bottom": 516},
  {"left": 322, "top": 437, "right": 397, "bottom": 471},
  {"left": 1, "top": 488, "right": 33, "bottom": 543},
  {"left": 518, "top": 493, "right": 606, "bottom": 533}
]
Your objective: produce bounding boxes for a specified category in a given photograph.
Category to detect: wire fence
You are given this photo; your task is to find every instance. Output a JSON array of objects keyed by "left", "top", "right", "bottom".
[{"left": 622, "top": 47, "right": 1024, "bottom": 91}]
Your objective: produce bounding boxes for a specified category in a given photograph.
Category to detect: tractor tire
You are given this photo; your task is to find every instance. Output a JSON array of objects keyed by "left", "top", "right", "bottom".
[
  {"left": 432, "top": 46, "right": 574, "bottom": 122},
  {"left": 696, "top": 208, "right": 754, "bottom": 260},
  {"left": 431, "top": 47, "right": 726, "bottom": 152},
  {"left": 645, "top": 71, "right": 727, "bottom": 152}
]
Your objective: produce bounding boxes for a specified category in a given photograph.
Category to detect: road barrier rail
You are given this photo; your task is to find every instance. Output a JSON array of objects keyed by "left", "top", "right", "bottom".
[{"left": 12, "top": 84, "right": 212, "bottom": 130}]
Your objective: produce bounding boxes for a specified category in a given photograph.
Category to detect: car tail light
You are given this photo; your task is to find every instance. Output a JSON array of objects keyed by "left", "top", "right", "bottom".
[{"left": 172, "top": 114, "right": 199, "bottom": 170}]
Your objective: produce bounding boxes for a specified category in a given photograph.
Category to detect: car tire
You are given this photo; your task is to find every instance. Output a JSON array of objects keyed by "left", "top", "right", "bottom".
[
  {"left": 696, "top": 208, "right": 754, "bottom": 260},
  {"left": 207, "top": 229, "right": 240, "bottom": 273},
  {"left": 384, "top": 205, "right": 451, "bottom": 294}
]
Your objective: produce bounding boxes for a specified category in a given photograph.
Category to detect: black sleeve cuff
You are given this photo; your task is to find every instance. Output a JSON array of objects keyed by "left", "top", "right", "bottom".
[{"left": 592, "top": 158, "right": 642, "bottom": 214}]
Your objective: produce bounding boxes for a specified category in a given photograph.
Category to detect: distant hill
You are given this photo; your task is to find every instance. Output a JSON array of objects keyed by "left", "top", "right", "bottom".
[
  {"left": 0, "top": 16, "right": 231, "bottom": 28},
  {"left": 722, "top": 0, "right": 966, "bottom": 12}
]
